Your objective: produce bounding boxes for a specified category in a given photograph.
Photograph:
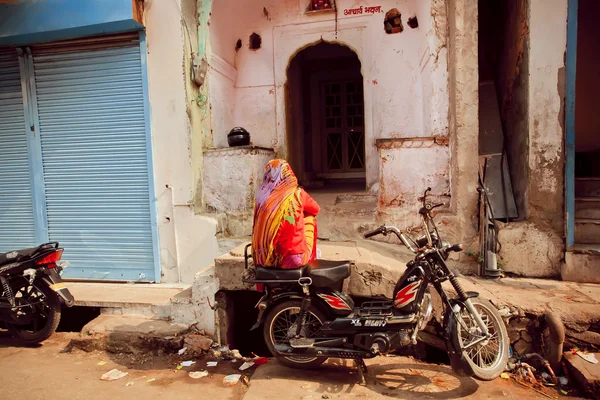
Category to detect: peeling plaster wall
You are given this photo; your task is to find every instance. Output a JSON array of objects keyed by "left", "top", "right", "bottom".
[
  {"left": 528, "top": 0, "right": 566, "bottom": 234},
  {"left": 496, "top": 0, "right": 567, "bottom": 278},
  {"left": 378, "top": 138, "right": 451, "bottom": 229},
  {"left": 445, "top": 0, "right": 480, "bottom": 267},
  {"left": 146, "top": 0, "right": 219, "bottom": 283},
  {"left": 205, "top": 0, "right": 450, "bottom": 192}
]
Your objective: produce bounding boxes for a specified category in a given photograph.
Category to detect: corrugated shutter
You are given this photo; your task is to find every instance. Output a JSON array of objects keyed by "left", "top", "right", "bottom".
[
  {"left": 31, "top": 34, "right": 156, "bottom": 281},
  {"left": 0, "top": 48, "right": 37, "bottom": 252}
]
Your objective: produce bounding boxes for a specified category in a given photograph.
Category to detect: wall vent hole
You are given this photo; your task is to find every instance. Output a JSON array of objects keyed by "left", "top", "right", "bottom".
[
  {"left": 249, "top": 33, "right": 262, "bottom": 50},
  {"left": 384, "top": 9, "right": 404, "bottom": 34}
]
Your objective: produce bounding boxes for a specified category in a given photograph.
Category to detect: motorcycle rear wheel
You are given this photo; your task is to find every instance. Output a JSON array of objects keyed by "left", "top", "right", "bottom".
[
  {"left": 263, "top": 300, "right": 328, "bottom": 369},
  {"left": 6, "top": 281, "right": 61, "bottom": 344}
]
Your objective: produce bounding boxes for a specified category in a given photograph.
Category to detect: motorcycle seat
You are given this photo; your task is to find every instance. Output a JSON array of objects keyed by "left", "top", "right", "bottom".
[
  {"left": 0, "top": 247, "right": 38, "bottom": 266},
  {"left": 255, "top": 260, "right": 351, "bottom": 288}
]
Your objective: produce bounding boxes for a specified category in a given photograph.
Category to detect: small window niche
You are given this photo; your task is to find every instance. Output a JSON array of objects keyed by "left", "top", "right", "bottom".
[{"left": 306, "top": 0, "right": 335, "bottom": 15}]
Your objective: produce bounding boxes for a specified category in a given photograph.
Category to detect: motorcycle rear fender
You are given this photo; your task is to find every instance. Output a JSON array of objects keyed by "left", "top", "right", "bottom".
[
  {"left": 40, "top": 269, "right": 75, "bottom": 307},
  {"left": 444, "top": 298, "right": 475, "bottom": 377},
  {"left": 249, "top": 291, "right": 302, "bottom": 331},
  {"left": 249, "top": 290, "right": 333, "bottom": 331}
]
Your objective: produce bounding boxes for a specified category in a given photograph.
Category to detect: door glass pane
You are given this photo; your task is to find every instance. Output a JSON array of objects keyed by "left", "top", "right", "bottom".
[{"left": 327, "top": 133, "right": 342, "bottom": 170}]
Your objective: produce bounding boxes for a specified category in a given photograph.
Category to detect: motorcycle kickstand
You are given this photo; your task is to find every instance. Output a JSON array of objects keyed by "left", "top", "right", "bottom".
[{"left": 355, "top": 358, "right": 368, "bottom": 386}]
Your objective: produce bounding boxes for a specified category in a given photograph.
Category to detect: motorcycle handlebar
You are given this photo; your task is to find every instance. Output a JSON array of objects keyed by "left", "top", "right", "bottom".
[{"left": 363, "top": 225, "right": 386, "bottom": 239}]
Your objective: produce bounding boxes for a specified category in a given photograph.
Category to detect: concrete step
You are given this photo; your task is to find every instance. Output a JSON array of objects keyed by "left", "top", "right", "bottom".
[
  {"left": 71, "top": 314, "right": 191, "bottom": 354},
  {"left": 66, "top": 282, "right": 190, "bottom": 320},
  {"left": 576, "top": 197, "right": 600, "bottom": 219},
  {"left": 576, "top": 177, "right": 600, "bottom": 198},
  {"left": 575, "top": 219, "right": 600, "bottom": 244},
  {"left": 334, "top": 193, "right": 378, "bottom": 204},
  {"left": 563, "top": 249, "right": 600, "bottom": 283}
]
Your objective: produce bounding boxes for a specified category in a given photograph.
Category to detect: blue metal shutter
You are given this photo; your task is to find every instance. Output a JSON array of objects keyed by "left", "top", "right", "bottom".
[
  {"left": 31, "top": 35, "right": 157, "bottom": 281},
  {"left": 0, "top": 48, "right": 37, "bottom": 252}
]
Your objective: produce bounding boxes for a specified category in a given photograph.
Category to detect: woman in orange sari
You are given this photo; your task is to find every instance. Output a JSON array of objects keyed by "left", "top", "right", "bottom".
[{"left": 252, "top": 159, "right": 320, "bottom": 269}]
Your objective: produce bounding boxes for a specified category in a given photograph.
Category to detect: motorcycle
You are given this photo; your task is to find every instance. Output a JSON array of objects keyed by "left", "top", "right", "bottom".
[
  {"left": 0, "top": 242, "right": 74, "bottom": 343},
  {"left": 243, "top": 188, "right": 509, "bottom": 381}
]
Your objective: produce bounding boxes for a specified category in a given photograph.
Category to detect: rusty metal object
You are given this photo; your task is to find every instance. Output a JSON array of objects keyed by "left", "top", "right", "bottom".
[{"left": 544, "top": 311, "right": 565, "bottom": 372}]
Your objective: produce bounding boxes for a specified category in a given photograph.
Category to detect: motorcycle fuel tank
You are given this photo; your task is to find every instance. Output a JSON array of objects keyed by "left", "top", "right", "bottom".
[{"left": 392, "top": 261, "right": 428, "bottom": 313}]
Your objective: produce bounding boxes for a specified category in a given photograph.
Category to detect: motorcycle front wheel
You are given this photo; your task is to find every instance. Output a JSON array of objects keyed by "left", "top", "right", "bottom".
[
  {"left": 263, "top": 300, "right": 328, "bottom": 369},
  {"left": 6, "top": 281, "right": 61, "bottom": 344},
  {"left": 454, "top": 297, "right": 509, "bottom": 381}
]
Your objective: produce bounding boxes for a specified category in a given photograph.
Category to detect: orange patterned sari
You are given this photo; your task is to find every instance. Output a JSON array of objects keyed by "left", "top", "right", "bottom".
[{"left": 251, "top": 160, "right": 303, "bottom": 267}]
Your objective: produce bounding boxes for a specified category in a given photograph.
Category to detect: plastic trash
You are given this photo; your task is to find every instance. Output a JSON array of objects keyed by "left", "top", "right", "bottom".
[
  {"left": 97, "top": 361, "right": 107, "bottom": 366},
  {"left": 231, "top": 349, "right": 243, "bottom": 359},
  {"left": 207, "top": 361, "right": 218, "bottom": 367},
  {"left": 576, "top": 351, "right": 598, "bottom": 364},
  {"left": 100, "top": 369, "right": 128, "bottom": 381},
  {"left": 146, "top": 378, "right": 156, "bottom": 383},
  {"left": 125, "top": 382, "right": 134, "bottom": 387},
  {"left": 180, "top": 361, "right": 196, "bottom": 367},
  {"left": 223, "top": 374, "right": 242, "bottom": 386},
  {"left": 559, "top": 376, "right": 568, "bottom": 386},
  {"left": 189, "top": 371, "right": 209, "bottom": 379},
  {"left": 239, "top": 361, "right": 255, "bottom": 371},
  {"left": 254, "top": 357, "right": 269, "bottom": 367},
  {"left": 178, "top": 347, "right": 187, "bottom": 355}
]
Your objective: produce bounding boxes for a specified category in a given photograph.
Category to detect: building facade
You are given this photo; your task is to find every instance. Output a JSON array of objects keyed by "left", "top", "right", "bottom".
[
  {"left": 0, "top": 0, "right": 596, "bottom": 285},
  {"left": 198, "top": 0, "right": 598, "bottom": 282}
]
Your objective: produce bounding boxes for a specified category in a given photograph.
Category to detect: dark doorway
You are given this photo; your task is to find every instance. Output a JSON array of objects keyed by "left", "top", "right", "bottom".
[
  {"left": 573, "top": 0, "right": 600, "bottom": 247},
  {"left": 286, "top": 42, "right": 365, "bottom": 190}
]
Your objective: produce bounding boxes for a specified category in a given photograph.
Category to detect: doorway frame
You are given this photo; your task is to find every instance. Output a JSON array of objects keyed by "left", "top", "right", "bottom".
[
  {"left": 273, "top": 17, "right": 377, "bottom": 190},
  {"left": 565, "top": 0, "right": 578, "bottom": 249}
]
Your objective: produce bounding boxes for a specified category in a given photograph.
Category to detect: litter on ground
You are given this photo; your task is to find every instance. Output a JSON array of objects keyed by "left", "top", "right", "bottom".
[
  {"left": 576, "top": 350, "right": 598, "bottom": 364},
  {"left": 207, "top": 361, "right": 218, "bottom": 367},
  {"left": 178, "top": 347, "right": 187, "bottom": 355},
  {"left": 189, "top": 370, "right": 209, "bottom": 379},
  {"left": 239, "top": 361, "right": 255, "bottom": 371},
  {"left": 253, "top": 357, "right": 269, "bottom": 366},
  {"left": 180, "top": 361, "right": 196, "bottom": 367},
  {"left": 100, "top": 369, "right": 128, "bottom": 381},
  {"left": 97, "top": 361, "right": 107, "bottom": 366},
  {"left": 223, "top": 374, "right": 242, "bottom": 386}
]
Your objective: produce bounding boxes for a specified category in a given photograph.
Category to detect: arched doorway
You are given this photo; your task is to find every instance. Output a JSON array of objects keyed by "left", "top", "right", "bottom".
[{"left": 286, "top": 42, "right": 365, "bottom": 190}]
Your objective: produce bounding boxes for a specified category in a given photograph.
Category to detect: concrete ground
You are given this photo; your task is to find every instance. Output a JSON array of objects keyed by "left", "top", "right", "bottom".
[
  {"left": 0, "top": 331, "right": 583, "bottom": 400},
  {"left": 244, "top": 357, "right": 582, "bottom": 400},
  {"left": 0, "top": 332, "right": 247, "bottom": 400}
]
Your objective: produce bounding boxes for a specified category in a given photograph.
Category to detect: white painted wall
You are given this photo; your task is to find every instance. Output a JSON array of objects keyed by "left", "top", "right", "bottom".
[
  {"left": 145, "top": 0, "right": 219, "bottom": 283},
  {"left": 203, "top": 148, "right": 275, "bottom": 212},
  {"left": 207, "top": 0, "right": 450, "bottom": 191}
]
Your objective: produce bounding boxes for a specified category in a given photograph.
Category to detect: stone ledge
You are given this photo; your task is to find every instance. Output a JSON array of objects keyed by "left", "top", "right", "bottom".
[{"left": 203, "top": 146, "right": 275, "bottom": 157}]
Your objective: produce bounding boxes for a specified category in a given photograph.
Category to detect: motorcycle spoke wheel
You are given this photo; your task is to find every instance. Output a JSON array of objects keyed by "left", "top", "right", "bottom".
[
  {"left": 270, "top": 306, "right": 323, "bottom": 364},
  {"left": 456, "top": 301, "right": 506, "bottom": 374}
]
